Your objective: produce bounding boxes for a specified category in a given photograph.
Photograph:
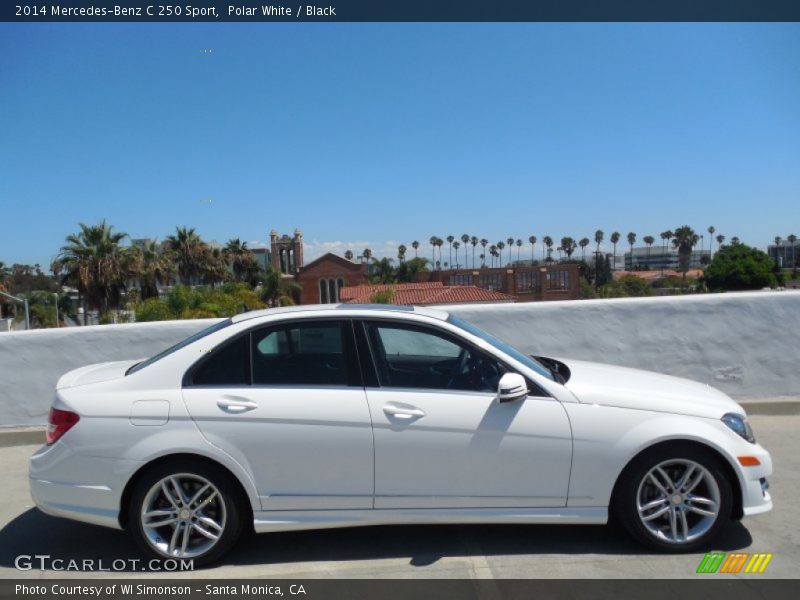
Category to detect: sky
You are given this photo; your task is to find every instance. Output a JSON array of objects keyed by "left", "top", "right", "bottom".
[{"left": 1, "top": 23, "right": 799, "bottom": 267}]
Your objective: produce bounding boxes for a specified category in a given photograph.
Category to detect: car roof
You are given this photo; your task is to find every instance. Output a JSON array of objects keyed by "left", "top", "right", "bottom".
[{"left": 230, "top": 303, "right": 450, "bottom": 324}]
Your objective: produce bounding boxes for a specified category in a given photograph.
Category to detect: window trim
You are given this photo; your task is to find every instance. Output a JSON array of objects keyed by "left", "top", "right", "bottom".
[
  {"left": 356, "top": 318, "right": 549, "bottom": 397},
  {"left": 182, "top": 317, "right": 363, "bottom": 389}
]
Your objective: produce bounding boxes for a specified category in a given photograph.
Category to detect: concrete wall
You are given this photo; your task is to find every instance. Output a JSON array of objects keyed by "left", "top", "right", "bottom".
[{"left": 0, "top": 291, "right": 797, "bottom": 427}]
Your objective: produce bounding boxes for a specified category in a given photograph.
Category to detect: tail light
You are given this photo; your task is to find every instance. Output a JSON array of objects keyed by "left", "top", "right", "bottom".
[{"left": 47, "top": 407, "right": 80, "bottom": 445}]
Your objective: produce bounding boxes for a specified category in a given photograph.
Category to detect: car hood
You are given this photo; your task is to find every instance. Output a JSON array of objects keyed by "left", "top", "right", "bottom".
[
  {"left": 559, "top": 358, "right": 743, "bottom": 419},
  {"left": 56, "top": 359, "right": 143, "bottom": 390}
]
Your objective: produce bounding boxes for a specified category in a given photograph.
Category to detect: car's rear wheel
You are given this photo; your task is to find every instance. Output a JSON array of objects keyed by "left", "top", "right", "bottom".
[
  {"left": 614, "top": 445, "right": 733, "bottom": 552},
  {"left": 129, "top": 460, "right": 244, "bottom": 565}
]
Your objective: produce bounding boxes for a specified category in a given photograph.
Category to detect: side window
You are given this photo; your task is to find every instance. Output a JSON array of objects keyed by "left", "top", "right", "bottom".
[
  {"left": 190, "top": 335, "right": 249, "bottom": 386},
  {"left": 252, "top": 321, "right": 349, "bottom": 386},
  {"left": 365, "top": 322, "right": 504, "bottom": 393}
]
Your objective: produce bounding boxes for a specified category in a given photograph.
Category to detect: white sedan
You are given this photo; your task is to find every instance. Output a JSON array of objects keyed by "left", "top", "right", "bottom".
[{"left": 30, "top": 305, "right": 772, "bottom": 565}]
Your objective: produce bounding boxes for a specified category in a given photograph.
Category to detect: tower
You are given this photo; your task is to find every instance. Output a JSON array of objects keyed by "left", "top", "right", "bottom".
[{"left": 270, "top": 228, "right": 304, "bottom": 275}]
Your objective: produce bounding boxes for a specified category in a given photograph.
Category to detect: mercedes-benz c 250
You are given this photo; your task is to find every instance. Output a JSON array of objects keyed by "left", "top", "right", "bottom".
[{"left": 30, "top": 304, "right": 772, "bottom": 565}]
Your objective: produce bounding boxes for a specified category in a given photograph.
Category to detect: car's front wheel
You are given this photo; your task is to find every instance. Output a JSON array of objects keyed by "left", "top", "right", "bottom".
[
  {"left": 614, "top": 445, "right": 733, "bottom": 552},
  {"left": 129, "top": 460, "right": 244, "bottom": 565}
]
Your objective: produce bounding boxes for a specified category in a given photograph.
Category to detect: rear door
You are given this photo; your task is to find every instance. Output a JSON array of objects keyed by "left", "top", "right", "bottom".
[{"left": 182, "top": 319, "right": 374, "bottom": 510}]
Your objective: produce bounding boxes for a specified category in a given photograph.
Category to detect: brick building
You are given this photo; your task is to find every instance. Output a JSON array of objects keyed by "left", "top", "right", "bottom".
[{"left": 295, "top": 253, "right": 367, "bottom": 305}]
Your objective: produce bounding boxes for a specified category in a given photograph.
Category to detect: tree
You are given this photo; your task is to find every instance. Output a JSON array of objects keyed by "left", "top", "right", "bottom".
[
  {"left": 369, "top": 257, "right": 395, "bottom": 284},
  {"left": 594, "top": 230, "right": 604, "bottom": 289},
  {"left": 506, "top": 238, "right": 515, "bottom": 263},
  {"left": 344, "top": 250, "right": 354, "bottom": 261},
  {"left": 429, "top": 236, "right": 437, "bottom": 266},
  {"left": 435, "top": 238, "right": 444, "bottom": 269},
  {"left": 543, "top": 236, "right": 554, "bottom": 262},
  {"left": 529, "top": 235, "right": 537, "bottom": 264},
  {"left": 396, "top": 257, "right": 429, "bottom": 283},
  {"left": 133, "top": 240, "right": 174, "bottom": 299},
  {"left": 397, "top": 244, "right": 407, "bottom": 262},
  {"left": 362, "top": 248, "right": 373, "bottom": 264},
  {"left": 165, "top": 226, "right": 206, "bottom": 285},
  {"left": 200, "top": 246, "right": 230, "bottom": 287},
  {"left": 452, "top": 241, "right": 461, "bottom": 268},
  {"left": 489, "top": 245, "right": 498, "bottom": 267},
  {"left": 446, "top": 235, "right": 455, "bottom": 266},
  {"left": 497, "top": 241, "right": 506, "bottom": 266},
  {"left": 610, "top": 232, "right": 621, "bottom": 270},
  {"left": 731, "top": 236, "right": 740, "bottom": 245},
  {"left": 626, "top": 232, "right": 637, "bottom": 270},
  {"left": 715, "top": 234, "right": 725, "bottom": 252},
  {"left": 560, "top": 237, "right": 577, "bottom": 259},
  {"left": 411, "top": 240, "right": 420, "bottom": 258},
  {"left": 671, "top": 226, "right": 700, "bottom": 287},
  {"left": 470, "top": 236, "right": 478, "bottom": 269},
  {"left": 515, "top": 239, "right": 523, "bottom": 262},
  {"left": 52, "top": 221, "right": 133, "bottom": 322},
  {"left": 704, "top": 243, "right": 780, "bottom": 291},
  {"left": 461, "top": 234, "right": 470, "bottom": 266},
  {"left": 224, "top": 238, "right": 259, "bottom": 284},
  {"left": 579, "top": 237, "right": 590, "bottom": 262},
  {"left": 707, "top": 226, "right": 716, "bottom": 255},
  {"left": 480, "top": 239, "right": 488, "bottom": 266}
]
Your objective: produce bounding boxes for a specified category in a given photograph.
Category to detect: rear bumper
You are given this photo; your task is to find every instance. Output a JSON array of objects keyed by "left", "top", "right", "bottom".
[{"left": 29, "top": 441, "right": 141, "bottom": 530}]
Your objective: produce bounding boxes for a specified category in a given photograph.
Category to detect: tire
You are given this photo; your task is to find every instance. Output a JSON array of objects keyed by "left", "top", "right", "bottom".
[
  {"left": 128, "top": 459, "right": 245, "bottom": 566},
  {"left": 613, "top": 444, "right": 734, "bottom": 552}
]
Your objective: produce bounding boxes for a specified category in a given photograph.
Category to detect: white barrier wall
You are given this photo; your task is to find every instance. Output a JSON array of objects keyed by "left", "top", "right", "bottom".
[{"left": 0, "top": 292, "right": 798, "bottom": 427}]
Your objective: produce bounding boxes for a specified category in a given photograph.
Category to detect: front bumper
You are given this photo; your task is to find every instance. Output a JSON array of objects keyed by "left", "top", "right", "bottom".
[
  {"left": 736, "top": 444, "right": 773, "bottom": 517},
  {"left": 29, "top": 441, "right": 140, "bottom": 530}
]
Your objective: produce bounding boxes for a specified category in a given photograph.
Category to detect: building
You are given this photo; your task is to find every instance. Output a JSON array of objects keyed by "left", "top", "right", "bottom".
[
  {"left": 624, "top": 246, "right": 710, "bottom": 271},
  {"left": 767, "top": 241, "right": 799, "bottom": 268},
  {"left": 270, "top": 229, "right": 304, "bottom": 275},
  {"left": 340, "top": 282, "right": 515, "bottom": 306},
  {"left": 295, "top": 252, "right": 367, "bottom": 305}
]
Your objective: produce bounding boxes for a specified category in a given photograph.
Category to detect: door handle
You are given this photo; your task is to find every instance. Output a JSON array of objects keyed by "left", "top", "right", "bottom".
[
  {"left": 216, "top": 398, "right": 258, "bottom": 413},
  {"left": 383, "top": 405, "right": 426, "bottom": 419}
]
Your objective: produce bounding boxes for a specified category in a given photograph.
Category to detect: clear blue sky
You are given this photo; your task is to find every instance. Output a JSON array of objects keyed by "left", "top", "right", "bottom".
[{"left": 1, "top": 23, "right": 799, "bottom": 266}]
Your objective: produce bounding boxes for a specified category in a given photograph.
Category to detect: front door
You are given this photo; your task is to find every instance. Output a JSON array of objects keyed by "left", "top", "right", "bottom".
[
  {"left": 182, "top": 319, "right": 374, "bottom": 510},
  {"left": 361, "top": 320, "right": 572, "bottom": 509}
]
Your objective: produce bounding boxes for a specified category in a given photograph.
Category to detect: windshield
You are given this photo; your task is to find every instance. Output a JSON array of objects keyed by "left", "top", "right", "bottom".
[
  {"left": 126, "top": 318, "right": 233, "bottom": 375},
  {"left": 447, "top": 315, "right": 555, "bottom": 381}
]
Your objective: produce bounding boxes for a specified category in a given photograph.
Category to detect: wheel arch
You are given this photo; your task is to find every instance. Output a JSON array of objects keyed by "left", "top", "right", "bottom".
[
  {"left": 118, "top": 452, "right": 255, "bottom": 530},
  {"left": 610, "top": 439, "right": 743, "bottom": 520}
]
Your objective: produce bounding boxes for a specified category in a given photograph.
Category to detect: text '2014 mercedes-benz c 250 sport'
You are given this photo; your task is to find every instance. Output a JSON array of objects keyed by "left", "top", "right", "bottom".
[{"left": 29, "top": 304, "right": 772, "bottom": 565}]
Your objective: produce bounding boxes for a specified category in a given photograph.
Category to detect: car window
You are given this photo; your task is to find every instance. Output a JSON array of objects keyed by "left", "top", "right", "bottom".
[
  {"left": 365, "top": 322, "right": 503, "bottom": 393},
  {"left": 252, "top": 321, "right": 348, "bottom": 386},
  {"left": 190, "top": 334, "right": 250, "bottom": 386}
]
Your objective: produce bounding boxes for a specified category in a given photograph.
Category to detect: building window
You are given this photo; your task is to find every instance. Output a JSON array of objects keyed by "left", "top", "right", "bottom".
[
  {"left": 319, "top": 277, "right": 345, "bottom": 303},
  {"left": 547, "top": 271, "right": 569, "bottom": 290},
  {"left": 515, "top": 271, "right": 537, "bottom": 293},
  {"left": 478, "top": 273, "right": 503, "bottom": 291},
  {"left": 319, "top": 279, "right": 328, "bottom": 303},
  {"left": 449, "top": 274, "right": 473, "bottom": 285}
]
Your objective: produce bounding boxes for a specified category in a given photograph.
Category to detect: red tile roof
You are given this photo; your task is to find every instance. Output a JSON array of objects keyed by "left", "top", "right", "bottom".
[{"left": 340, "top": 282, "right": 515, "bottom": 305}]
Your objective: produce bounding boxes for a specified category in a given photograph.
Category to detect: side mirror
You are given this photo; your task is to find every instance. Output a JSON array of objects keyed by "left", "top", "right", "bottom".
[{"left": 497, "top": 372, "right": 528, "bottom": 403}]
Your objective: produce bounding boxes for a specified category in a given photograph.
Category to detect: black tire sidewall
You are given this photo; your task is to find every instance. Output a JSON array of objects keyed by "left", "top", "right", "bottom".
[
  {"left": 614, "top": 445, "right": 734, "bottom": 553},
  {"left": 128, "top": 459, "right": 245, "bottom": 567}
]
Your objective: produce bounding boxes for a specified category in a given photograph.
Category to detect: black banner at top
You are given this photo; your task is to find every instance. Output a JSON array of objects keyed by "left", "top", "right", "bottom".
[{"left": 3, "top": 0, "right": 800, "bottom": 22}]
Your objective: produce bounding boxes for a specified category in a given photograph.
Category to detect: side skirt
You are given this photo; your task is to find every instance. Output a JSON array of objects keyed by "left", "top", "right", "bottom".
[{"left": 253, "top": 506, "right": 608, "bottom": 534}]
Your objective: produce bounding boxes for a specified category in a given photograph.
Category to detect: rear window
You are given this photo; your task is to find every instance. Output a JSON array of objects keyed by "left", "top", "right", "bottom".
[{"left": 126, "top": 319, "right": 233, "bottom": 375}]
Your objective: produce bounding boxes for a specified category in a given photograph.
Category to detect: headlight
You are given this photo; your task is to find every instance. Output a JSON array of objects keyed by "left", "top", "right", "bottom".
[{"left": 721, "top": 413, "right": 755, "bottom": 443}]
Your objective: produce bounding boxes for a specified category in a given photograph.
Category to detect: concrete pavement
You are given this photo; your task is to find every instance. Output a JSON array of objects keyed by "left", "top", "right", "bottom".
[{"left": 0, "top": 415, "right": 797, "bottom": 579}]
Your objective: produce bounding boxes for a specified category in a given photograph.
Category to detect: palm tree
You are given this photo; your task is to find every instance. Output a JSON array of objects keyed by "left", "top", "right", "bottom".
[
  {"left": 200, "top": 246, "right": 229, "bottom": 287},
  {"left": 660, "top": 230, "right": 673, "bottom": 274},
  {"left": 52, "top": 221, "right": 132, "bottom": 322},
  {"left": 480, "top": 239, "right": 488, "bottom": 267},
  {"left": 489, "top": 245, "right": 498, "bottom": 267},
  {"left": 731, "top": 236, "right": 741, "bottom": 245},
  {"left": 429, "top": 236, "right": 437, "bottom": 266},
  {"left": 515, "top": 239, "right": 523, "bottom": 263},
  {"left": 506, "top": 237, "right": 515, "bottom": 261},
  {"left": 134, "top": 240, "right": 174, "bottom": 299},
  {"left": 543, "top": 236, "right": 554, "bottom": 262},
  {"left": 672, "top": 226, "right": 700, "bottom": 288},
  {"left": 594, "top": 230, "right": 604, "bottom": 287},
  {"left": 560, "top": 236, "right": 577, "bottom": 259},
  {"left": 453, "top": 241, "right": 461, "bottom": 268},
  {"left": 715, "top": 234, "right": 725, "bottom": 252},
  {"left": 461, "top": 234, "right": 470, "bottom": 266},
  {"left": 643, "top": 235, "right": 655, "bottom": 267},
  {"left": 397, "top": 244, "right": 407, "bottom": 262},
  {"left": 788, "top": 234, "right": 797, "bottom": 269},
  {"left": 707, "top": 226, "right": 716, "bottom": 255},
  {"left": 774, "top": 236, "right": 782, "bottom": 265},
  {"left": 446, "top": 235, "right": 455, "bottom": 267},
  {"left": 479, "top": 253, "right": 485, "bottom": 267},
  {"left": 165, "top": 226, "right": 206, "bottom": 285},
  {"left": 344, "top": 250, "right": 354, "bottom": 261},
  {"left": 626, "top": 232, "right": 637, "bottom": 271},
  {"left": 362, "top": 248, "right": 373, "bottom": 264},
  {"left": 369, "top": 257, "right": 395, "bottom": 284},
  {"left": 579, "top": 237, "right": 590, "bottom": 262},
  {"left": 436, "top": 238, "right": 444, "bottom": 269},
  {"left": 224, "top": 238, "right": 258, "bottom": 283},
  {"left": 528, "top": 235, "right": 537, "bottom": 264},
  {"left": 411, "top": 240, "right": 420, "bottom": 258},
  {"left": 610, "top": 232, "right": 621, "bottom": 270},
  {"left": 497, "top": 241, "right": 506, "bottom": 267},
  {"left": 470, "top": 236, "right": 478, "bottom": 269}
]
